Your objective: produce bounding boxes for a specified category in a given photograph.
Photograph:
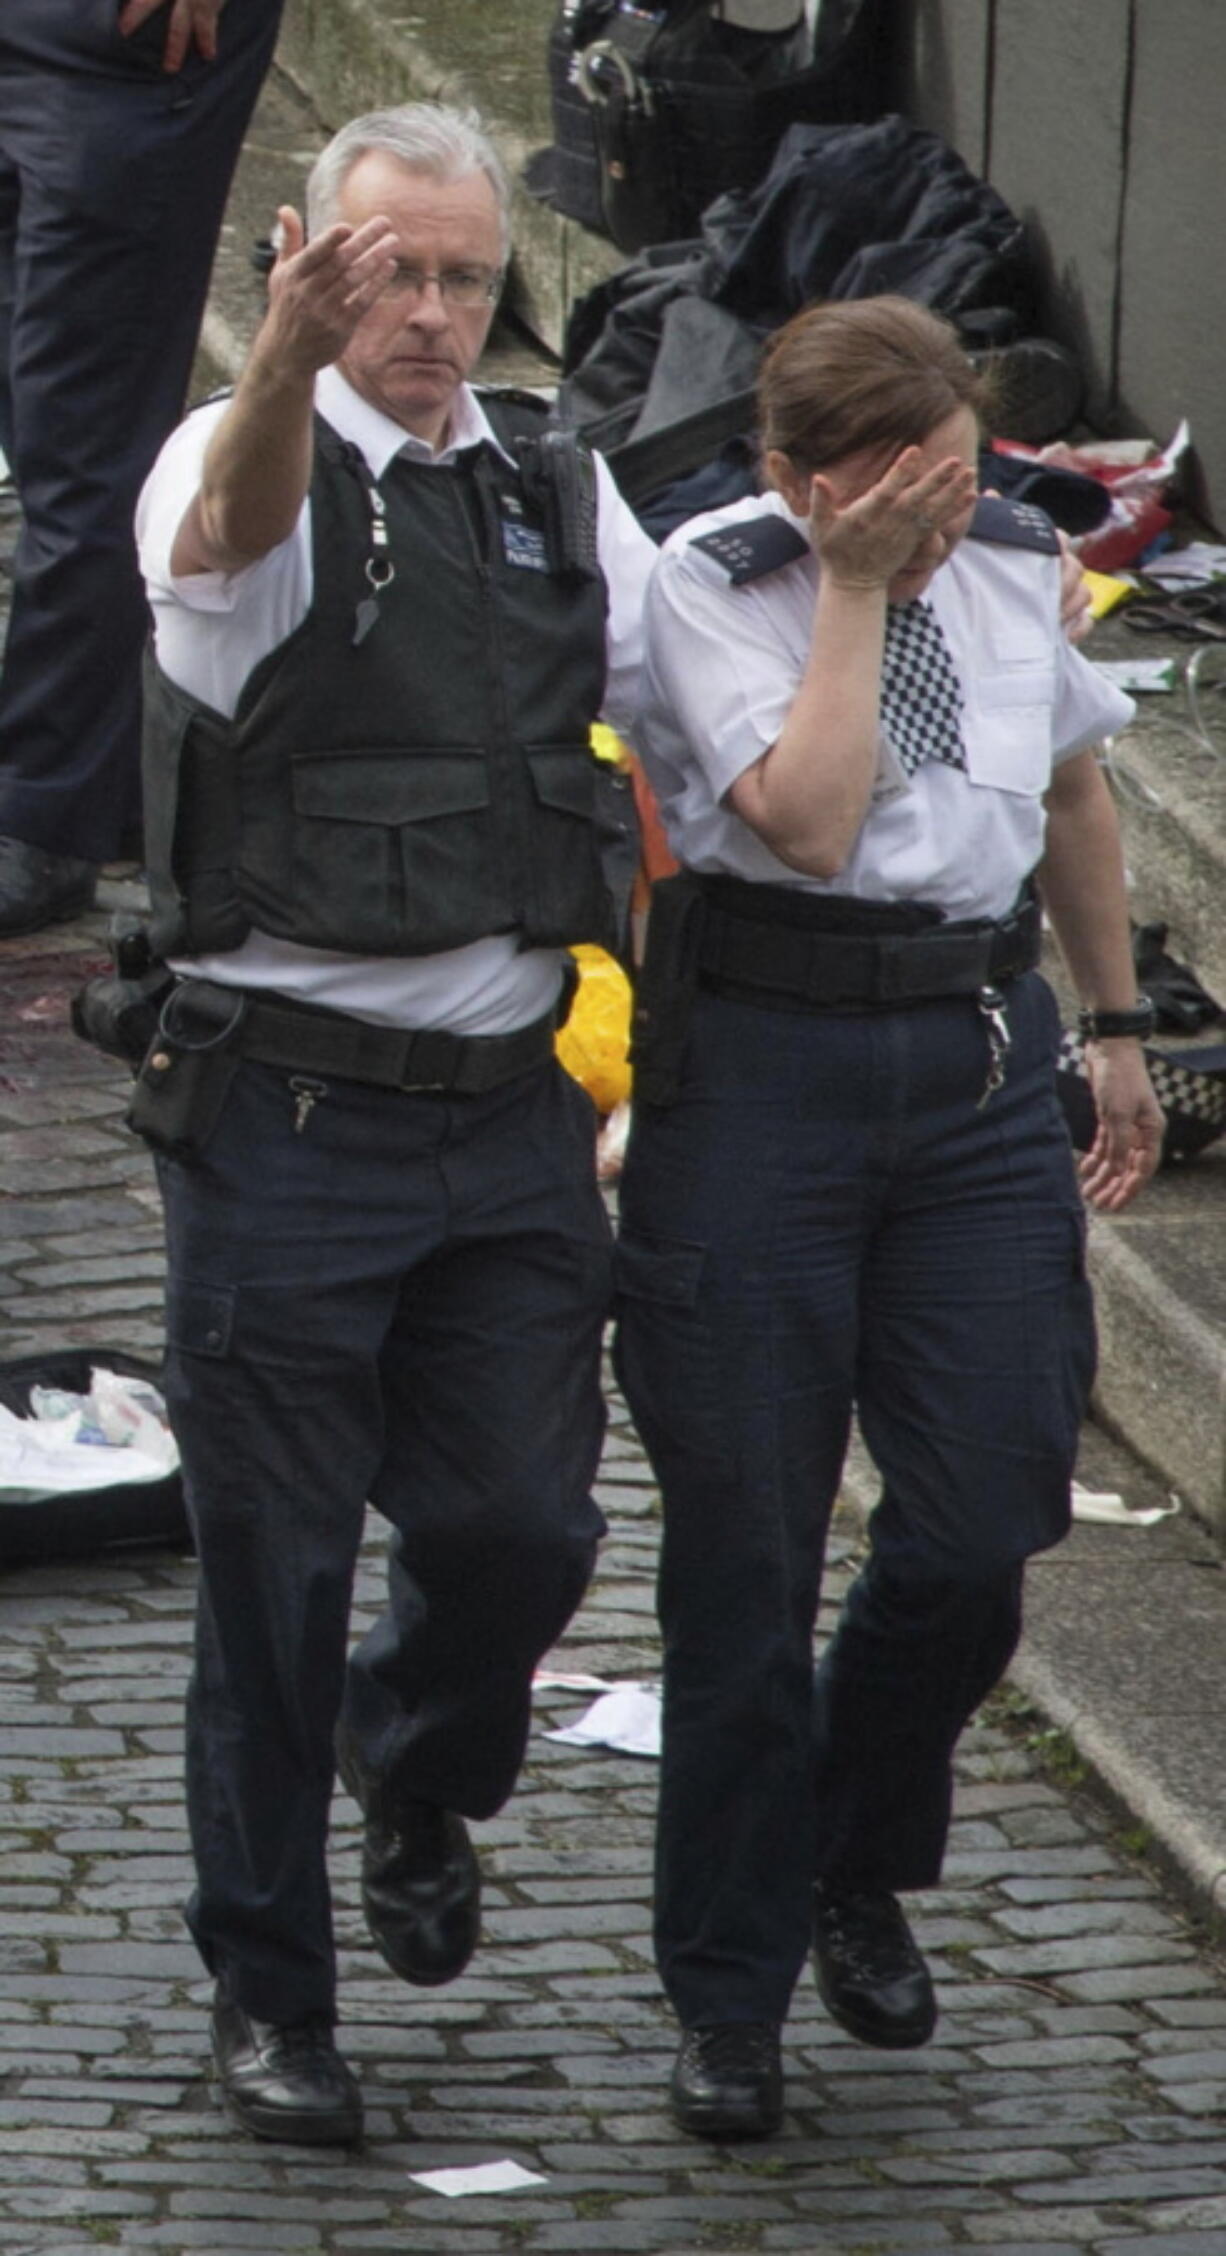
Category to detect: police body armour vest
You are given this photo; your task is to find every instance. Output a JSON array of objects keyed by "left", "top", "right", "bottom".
[{"left": 142, "top": 397, "right": 614, "bottom": 961}]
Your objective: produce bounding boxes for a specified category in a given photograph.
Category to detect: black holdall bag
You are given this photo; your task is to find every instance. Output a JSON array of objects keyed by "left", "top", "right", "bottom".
[{"left": 525, "top": 0, "right": 895, "bottom": 254}]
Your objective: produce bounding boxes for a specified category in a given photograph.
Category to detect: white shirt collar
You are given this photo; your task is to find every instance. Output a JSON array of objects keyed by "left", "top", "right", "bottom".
[{"left": 314, "top": 365, "right": 515, "bottom": 478}]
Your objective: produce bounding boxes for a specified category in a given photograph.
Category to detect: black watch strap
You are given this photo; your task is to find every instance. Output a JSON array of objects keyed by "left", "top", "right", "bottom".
[{"left": 1078, "top": 995, "right": 1155, "bottom": 1041}]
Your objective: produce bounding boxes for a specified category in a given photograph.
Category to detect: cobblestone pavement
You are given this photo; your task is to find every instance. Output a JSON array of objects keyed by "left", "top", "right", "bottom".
[{"left": 5, "top": 906, "right": 1226, "bottom": 2254}]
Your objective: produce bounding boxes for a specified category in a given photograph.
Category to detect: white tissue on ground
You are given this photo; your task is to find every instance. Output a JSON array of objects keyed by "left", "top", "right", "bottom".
[{"left": 545, "top": 1681, "right": 662, "bottom": 1758}]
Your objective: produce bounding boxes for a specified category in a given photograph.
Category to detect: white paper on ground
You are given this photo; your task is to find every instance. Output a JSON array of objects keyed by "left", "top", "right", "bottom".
[
  {"left": 532, "top": 1670, "right": 615, "bottom": 1692},
  {"left": 1072, "top": 1481, "right": 1181, "bottom": 1526},
  {"left": 410, "top": 2160, "right": 548, "bottom": 2197},
  {"left": 545, "top": 1682, "right": 662, "bottom": 1758},
  {"left": 1143, "top": 542, "right": 1226, "bottom": 585},
  {"left": 1091, "top": 657, "right": 1177, "bottom": 693}
]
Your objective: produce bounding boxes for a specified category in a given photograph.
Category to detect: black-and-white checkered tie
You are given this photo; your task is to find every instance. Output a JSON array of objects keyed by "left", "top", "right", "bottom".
[{"left": 880, "top": 598, "right": 966, "bottom": 777}]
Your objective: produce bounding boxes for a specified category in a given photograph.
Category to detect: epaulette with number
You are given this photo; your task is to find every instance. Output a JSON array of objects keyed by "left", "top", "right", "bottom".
[
  {"left": 967, "top": 493, "right": 1060, "bottom": 554},
  {"left": 688, "top": 515, "right": 810, "bottom": 585}
]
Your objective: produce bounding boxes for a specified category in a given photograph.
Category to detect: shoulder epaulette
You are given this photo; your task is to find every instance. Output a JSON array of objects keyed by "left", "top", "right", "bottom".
[
  {"left": 477, "top": 385, "right": 556, "bottom": 447},
  {"left": 689, "top": 515, "right": 810, "bottom": 585},
  {"left": 968, "top": 493, "right": 1060, "bottom": 555}
]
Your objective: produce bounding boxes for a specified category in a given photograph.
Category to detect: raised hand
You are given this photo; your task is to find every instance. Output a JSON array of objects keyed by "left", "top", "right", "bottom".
[
  {"left": 809, "top": 444, "right": 978, "bottom": 594},
  {"left": 258, "top": 206, "right": 400, "bottom": 380}
]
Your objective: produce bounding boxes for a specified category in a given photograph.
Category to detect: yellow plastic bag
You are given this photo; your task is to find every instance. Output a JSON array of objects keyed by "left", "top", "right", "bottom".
[{"left": 556, "top": 944, "right": 633, "bottom": 1114}]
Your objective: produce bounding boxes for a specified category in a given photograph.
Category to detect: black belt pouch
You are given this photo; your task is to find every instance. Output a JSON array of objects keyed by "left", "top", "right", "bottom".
[
  {"left": 126, "top": 983, "right": 247, "bottom": 1162},
  {"left": 629, "top": 869, "right": 708, "bottom": 1108}
]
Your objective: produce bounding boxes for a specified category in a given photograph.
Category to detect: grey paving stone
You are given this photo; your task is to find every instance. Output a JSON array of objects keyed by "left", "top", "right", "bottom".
[
  {"left": 1061, "top": 1963, "right": 1218, "bottom": 2003},
  {"left": 992, "top": 1898, "right": 1181, "bottom": 1939},
  {"left": 1099, "top": 2239, "right": 1226, "bottom": 2255}
]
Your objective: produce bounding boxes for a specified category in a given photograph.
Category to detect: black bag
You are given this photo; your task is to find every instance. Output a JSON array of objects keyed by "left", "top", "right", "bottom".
[
  {"left": 525, "top": 0, "right": 895, "bottom": 253},
  {"left": 1131, "top": 920, "right": 1224, "bottom": 1033},
  {"left": 0, "top": 1350, "right": 189, "bottom": 1566},
  {"left": 557, "top": 113, "right": 1047, "bottom": 538}
]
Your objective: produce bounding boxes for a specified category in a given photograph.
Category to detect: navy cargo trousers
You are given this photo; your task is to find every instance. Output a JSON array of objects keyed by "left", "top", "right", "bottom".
[{"left": 157, "top": 1054, "right": 611, "bottom": 2028}]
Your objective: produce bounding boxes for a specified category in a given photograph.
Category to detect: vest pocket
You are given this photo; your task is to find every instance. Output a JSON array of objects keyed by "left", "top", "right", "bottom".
[
  {"left": 525, "top": 745, "right": 615, "bottom": 948},
  {"left": 286, "top": 749, "right": 494, "bottom": 953}
]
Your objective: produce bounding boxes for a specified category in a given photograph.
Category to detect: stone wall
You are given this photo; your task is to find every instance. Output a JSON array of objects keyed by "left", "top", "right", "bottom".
[{"left": 903, "top": 0, "right": 1226, "bottom": 524}]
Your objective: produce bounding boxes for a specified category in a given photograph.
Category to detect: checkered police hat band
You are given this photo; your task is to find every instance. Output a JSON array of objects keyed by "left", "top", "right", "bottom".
[{"left": 1056, "top": 1029, "right": 1226, "bottom": 1164}]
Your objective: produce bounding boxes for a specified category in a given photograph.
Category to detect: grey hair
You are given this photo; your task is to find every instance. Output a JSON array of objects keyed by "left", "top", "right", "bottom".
[{"left": 305, "top": 102, "right": 511, "bottom": 259}]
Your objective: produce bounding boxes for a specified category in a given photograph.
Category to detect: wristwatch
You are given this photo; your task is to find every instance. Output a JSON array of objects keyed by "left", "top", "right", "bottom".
[{"left": 1077, "top": 996, "right": 1155, "bottom": 1042}]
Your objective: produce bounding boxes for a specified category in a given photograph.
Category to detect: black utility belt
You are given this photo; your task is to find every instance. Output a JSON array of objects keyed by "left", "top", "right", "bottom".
[
  {"left": 696, "top": 889, "right": 1042, "bottom": 1011},
  {"left": 172, "top": 980, "right": 561, "bottom": 1096},
  {"left": 126, "top": 977, "right": 563, "bottom": 1165}
]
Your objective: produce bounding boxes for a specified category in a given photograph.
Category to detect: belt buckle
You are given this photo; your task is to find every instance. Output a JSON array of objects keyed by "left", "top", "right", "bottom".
[{"left": 398, "top": 1025, "right": 461, "bottom": 1095}]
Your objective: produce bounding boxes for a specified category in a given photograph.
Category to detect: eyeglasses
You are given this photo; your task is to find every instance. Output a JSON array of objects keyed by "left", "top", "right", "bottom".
[{"left": 379, "top": 263, "right": 504, "bottom": 308}]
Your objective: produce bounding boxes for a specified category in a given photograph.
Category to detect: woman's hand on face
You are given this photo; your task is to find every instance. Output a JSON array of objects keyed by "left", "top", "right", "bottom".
[{"left": 809, "top": 444, "right": 978, "bottom": 595}]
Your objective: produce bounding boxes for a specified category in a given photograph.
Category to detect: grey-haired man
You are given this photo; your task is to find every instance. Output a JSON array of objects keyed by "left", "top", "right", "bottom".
[{"left": 136, "top": 100, "right": 655, "bottom": 2144}]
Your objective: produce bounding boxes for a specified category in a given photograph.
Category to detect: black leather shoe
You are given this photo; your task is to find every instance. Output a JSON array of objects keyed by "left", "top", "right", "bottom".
[
  {"left": 670, "top": 2022, "right": 783, "bottom": 2140},
  {"left": 812, "top": 1882, "right": 937, "bottom": 2050},
  {"left": 336, "top": 1741, "right": 481, "bottom": 1987},
  {"left": 211, "top": 1996, "right": 363, "bottom": 2145},
  {"left": 0, "top": 835, "right": 96, "bottom": 937}
]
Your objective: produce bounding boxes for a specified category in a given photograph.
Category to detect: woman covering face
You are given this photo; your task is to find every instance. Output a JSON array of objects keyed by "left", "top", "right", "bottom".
[{"left": 614, "top": 294, "right": 1161, "bottom": 2143}]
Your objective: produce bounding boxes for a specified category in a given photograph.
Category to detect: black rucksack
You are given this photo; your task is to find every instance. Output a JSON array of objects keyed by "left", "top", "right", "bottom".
[{"left": 524, "top": 0, "right": 896, "bottom": 253}]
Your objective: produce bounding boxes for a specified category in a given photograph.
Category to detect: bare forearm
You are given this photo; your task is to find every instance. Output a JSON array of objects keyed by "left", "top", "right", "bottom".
[
  {"left": 184, "top": 345, "right": 316, "bottom": 573},
  {"left": 1037, "top": 750, "right": 1138, "bottom": 1009},
  {"left": 1038, "top": 749, "right": 1163, "bottom": 1207},
  {"left": 727, "top": 581, "right": 887, "bottom": 875}
]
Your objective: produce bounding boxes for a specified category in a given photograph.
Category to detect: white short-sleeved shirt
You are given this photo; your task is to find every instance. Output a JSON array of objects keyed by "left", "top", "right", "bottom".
[
  {"left": 635, "top": 489, "right": 1135, "bottom": 922},
  {"left": 136, "top": 366, "right": 657, "bottom": 1034}
]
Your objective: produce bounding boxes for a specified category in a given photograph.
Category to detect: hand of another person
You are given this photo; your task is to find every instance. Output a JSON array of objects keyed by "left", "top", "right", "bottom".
[
  {"left": 117, "top": 0, "right": 227, "bottom": 73},
  {"left": 981, "top": 491, "right": 1092, "bottom": 645},
  {"left": 1056, "top": 532, "right": 1093, "bottom": 643},
  {"left": 258, "top": 206, "right": 400, "bottom": 381},
  {"left": 1078, "top": 1042, "right": 1165, "bottom": 1211},
  {"left": 809, "top": 446, "right": 978, "bottom": 594}
]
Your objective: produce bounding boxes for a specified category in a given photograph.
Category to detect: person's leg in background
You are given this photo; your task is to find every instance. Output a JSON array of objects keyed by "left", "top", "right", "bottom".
[{"left": 0, "top": 1, "right": 283, "bottom": 930}]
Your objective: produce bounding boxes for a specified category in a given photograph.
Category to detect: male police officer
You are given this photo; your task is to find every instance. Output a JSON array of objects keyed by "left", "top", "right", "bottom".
[{"left": 135, "top": 102, "right": 655, "bottom": 2145}]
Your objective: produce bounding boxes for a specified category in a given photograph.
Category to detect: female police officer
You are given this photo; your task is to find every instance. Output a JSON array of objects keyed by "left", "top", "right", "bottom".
[{"left": 614, "top": 296, "right": 1162, "bottom": 2139}]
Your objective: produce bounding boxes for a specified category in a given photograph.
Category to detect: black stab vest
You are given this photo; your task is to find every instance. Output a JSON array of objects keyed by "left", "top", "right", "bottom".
[{"left": 142, "top": 396, "right": 616, "bottom": 961}]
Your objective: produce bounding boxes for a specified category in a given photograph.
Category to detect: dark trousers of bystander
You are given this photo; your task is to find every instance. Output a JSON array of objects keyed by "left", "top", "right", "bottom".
[{"left": 0, "top": 0, "right": 284, "bottom": 862}]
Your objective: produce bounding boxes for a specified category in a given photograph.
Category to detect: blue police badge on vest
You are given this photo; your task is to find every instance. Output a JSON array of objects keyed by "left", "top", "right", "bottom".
[
  {"left": 967, "top": 494, "right": 1060, "bottom": 554},
  {"left": 689, "top": 515, "right": 810, "bottom": 585},
  {"left": 500, "top": 492, "right": 550, "bottom": 573}
]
